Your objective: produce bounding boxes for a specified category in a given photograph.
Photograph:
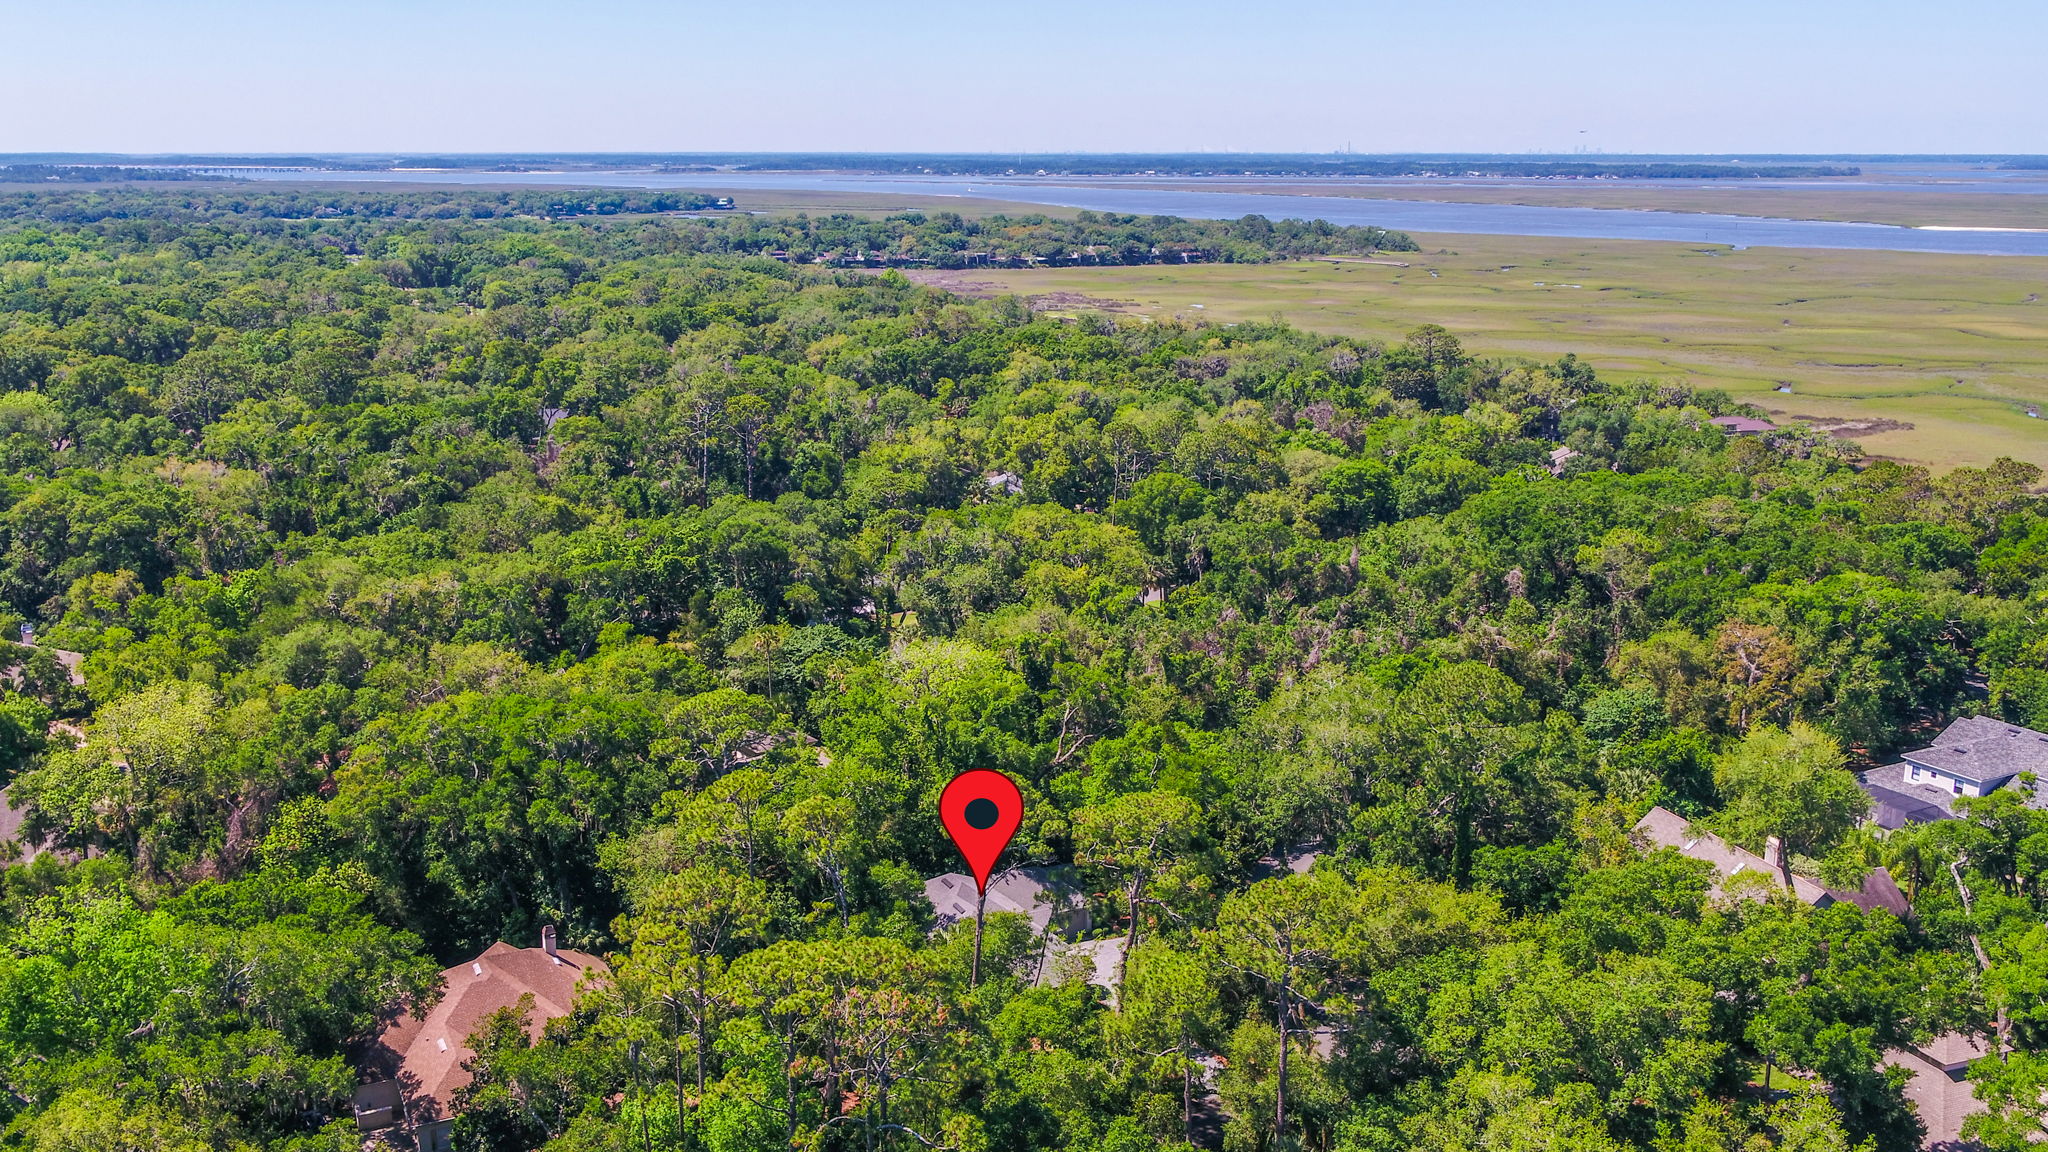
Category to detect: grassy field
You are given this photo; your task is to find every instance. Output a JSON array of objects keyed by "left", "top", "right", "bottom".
[
  {"left": 1111, "top": 179, "right": 2048, "bottom": 231},
  {"left": 924, "top": 235, "right": 2048, "bottom": 471}
]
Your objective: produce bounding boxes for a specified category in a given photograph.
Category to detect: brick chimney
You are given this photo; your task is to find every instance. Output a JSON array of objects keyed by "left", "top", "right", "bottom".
[
  {"left": 541, "top": 925, "right": 558, "bottom": 960},
  {"left": 1762, "top": 836, "right": 1792, "bottom": 884}
]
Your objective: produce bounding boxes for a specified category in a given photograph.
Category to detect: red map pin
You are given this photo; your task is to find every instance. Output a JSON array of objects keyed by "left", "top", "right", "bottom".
[{"left": 939, "top": 769, "right": 1023, "bottom": 893}]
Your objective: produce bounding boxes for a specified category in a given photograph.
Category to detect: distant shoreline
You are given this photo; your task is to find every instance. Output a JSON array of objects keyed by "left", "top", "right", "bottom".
[{"left": 13, "top": 164, "right": 2048, "bottom": 255}]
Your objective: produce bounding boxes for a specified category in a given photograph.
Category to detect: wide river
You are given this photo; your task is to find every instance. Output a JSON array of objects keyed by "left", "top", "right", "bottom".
[{"left": 218, "top": 168, "right": 2048, "bottom": 257}]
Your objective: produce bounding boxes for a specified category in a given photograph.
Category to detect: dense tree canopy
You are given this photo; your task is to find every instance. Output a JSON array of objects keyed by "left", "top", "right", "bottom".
[{"left": 0, "top": 186, "right": 2040, "bottom": 1151}]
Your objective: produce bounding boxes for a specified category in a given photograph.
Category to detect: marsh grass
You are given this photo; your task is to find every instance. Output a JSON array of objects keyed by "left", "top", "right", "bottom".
[{"left": 956, "top": 236, "right": 2048, "bottom": 471}]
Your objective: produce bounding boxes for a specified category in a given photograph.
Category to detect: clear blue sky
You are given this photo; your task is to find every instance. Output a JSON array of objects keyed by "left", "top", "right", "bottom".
[{"left": 2, "top": 0, "right": 2041, "bottom": 154}]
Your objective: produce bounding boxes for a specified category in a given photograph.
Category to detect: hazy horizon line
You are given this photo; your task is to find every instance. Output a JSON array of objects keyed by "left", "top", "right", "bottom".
[{"left": 7, "top": 150, "right": 2048, "bottom": 161}]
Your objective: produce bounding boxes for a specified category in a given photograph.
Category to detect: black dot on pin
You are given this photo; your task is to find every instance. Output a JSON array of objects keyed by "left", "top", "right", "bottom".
[{"left": 964, "top": 797, "right": 999, "bottom": 830}]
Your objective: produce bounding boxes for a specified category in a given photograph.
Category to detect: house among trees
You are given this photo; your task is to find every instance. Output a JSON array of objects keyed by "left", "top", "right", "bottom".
[
  {"left": 355, "top": 929, "right": 606, "bottom": 1151},
  {"left": 925, "top": 868, "right": 1123, "bottom": 996},
  {"left": 1887, "top": 1033, "right": 1990, "bottom": 1147},
  {"left": 0, "top": 788, "right": 52, "bottom": 864},
  {"left": 1855, "top": 716, "right": 2048, "bottom": 829},
  {"left": 1633, "top": 807, "right": 1909, "bottom": 915},
  {"left": 924, "top": 867, "right": 1091, "bottom": 940}
]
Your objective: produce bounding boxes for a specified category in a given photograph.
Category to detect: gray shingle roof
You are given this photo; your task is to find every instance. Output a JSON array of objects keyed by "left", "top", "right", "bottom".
[
  {"left": 1855, "top": 767, "right": 1962, "bottom": 829},
  {"left": 1901, "top": 717, "right": 2048, "bottom": 785},
  {"left": 924, "top": 867, "right": 1089, "bottom": 939},
  {"left": 1856, "top": 718, "right": 2048, "bottom": 828}
]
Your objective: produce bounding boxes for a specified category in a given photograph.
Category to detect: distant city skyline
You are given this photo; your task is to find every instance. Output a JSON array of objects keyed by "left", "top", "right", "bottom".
[{"left": 2, "top": 0, "right": 2042, "bottom": 154}]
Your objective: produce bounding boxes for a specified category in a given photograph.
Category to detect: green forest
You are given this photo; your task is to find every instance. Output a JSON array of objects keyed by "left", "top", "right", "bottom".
[
  {"left": 0, "top": 187, "right": 2044, "bottom": 1152},
  {"left": 0, "top": 189, "right": 1412, "bottom": 266},
  {"left": 0, "top": 165, "right": 230, "bottom": 184}
]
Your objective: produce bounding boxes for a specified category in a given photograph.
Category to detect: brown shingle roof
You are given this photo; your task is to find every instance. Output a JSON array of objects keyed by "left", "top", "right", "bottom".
[
  {"left": 1887, "top": 1036, "right": 1990, "bottom": 1147},
  {"left": 1632, "top": 807, "right": 1823, "bottom": 902},
  {"left": 0, "top": 784, "right": 66, "bottom": 864},
  {"left": 363, "top": 941, "right": 607, "bottom": 1123},
  {"left": 1847, "top": 866, "right": 1912, "bottom": 919},
  {"left": 1632, "top": 806, "right": 1903, "bottom": 914},
  {"left": 1909, "top": 1031, "right": 1991, "bottom": 1073}
]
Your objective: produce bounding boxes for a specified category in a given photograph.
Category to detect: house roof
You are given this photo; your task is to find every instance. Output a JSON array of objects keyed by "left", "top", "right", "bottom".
[
  {"left": 1886, "top": 1038, "right": 1989, "bottom": 1147},
  {"left": 1632, "top": 806, "right": 1899, "bottom": 913},
  {"left": 1050, "top": 937, "right": 1124, "bottom": 994},
  {"left": 2, "top": 644, "right": 85, "bottom": 688},
  {"left": 924, "top": 867, "right": 1083, "bottom": 938},
  {"left": 1908, "top": 1031, "right": 1991, "bottom": 1073},
  {"left": 1855, "top": 767, "right": 1963, "bottom": 829},
  {"left": 0, "top": 785, "right": 64, "bottom": 864},
  {"left": 363, "top": 941, "right": 607, "bottom": 1123},
  {"left": 0, "top": 787, "right": 34, "bottom": 861},
  {"left": 1856, "top": 719, "right": 2048, "bottom": 827},
  {"left": 1935, "top": 716, "right": 2029, "bottom": 745},
  {"left": 1847, "top": 866, "right": 1912, "bottom": 919},
  {"left": 1633, "top": 807, "right": 1828, "bottom": 902},
  {"left": 1902, "top": 717, "right": 2048, "bottom": 785}
]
